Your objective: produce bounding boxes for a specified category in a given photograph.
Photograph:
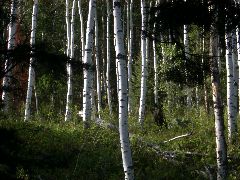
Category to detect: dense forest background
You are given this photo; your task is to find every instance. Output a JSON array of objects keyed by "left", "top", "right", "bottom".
[{"left": 1, "top": 0, "right": 240, "bottom": 179}]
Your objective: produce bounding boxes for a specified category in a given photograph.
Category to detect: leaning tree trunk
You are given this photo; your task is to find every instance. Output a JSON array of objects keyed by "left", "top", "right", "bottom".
[
  {"left": 95, "top": 8, "right": 101, "bottom": 116},
  {"left": 2, "top": 0, "right": 18, "bottom": 112},
  {"left": 106, "top": 0, "right": 113, "bottom": 114},
  {"left": 83, "top": 0, "right": 96, "bottom": 127},
  {"left": 211, "top": 32, "right": 228, "bottom": 180},
  {"left": 226, "top": 32, "right": 237, "bottom": 143},
  {"left": 65, "top": 0, "right": 76, "bottom": 121},
  {"left": 113, "top": 0, "right": 134, "bottom": 179},
  {"left": 138, "top": 0, "right": 147, "bottom": 125},
  {"left": 24, "top": 0, "right": 38, "bottom": 121}
]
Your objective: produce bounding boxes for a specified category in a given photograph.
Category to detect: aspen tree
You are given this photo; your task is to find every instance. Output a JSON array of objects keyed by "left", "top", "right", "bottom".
[
  {"left": 226, "top": 32, "right": 237, "bottom": 142},
  {"left": 113, "top": 1, "right": 134, "bottom": 179},
  {"left": 77, "top": 0, "right": 85, "bottom": 59},
  {"left": 106, "top": 0, "right": 113, "bottom": 114},
  {"left": 65, "top": 0, "right": 76, "bottom": 121},
  {"left": 184, "top": 26, "right": 191, "bottom": 106},
  {"left": 153, "top": 1, "right": 158, "bottom": 106},
  {"left": 139, "top": 0, "right": 147, "bottom": 125},
  {"left": 127, "top": 0, "right": 133, "bottom": 112},
  {"left": 211, "top": 32, "right": 228, "bottom": 180},
  {"left": 24, "top": 0, "right": 38, "bottom": 121},
  {"left": 95, "top": 8, "right": 101, "bottom": 116},
  {"left": 202, "top": 35, "right": 209, "bottom": 113},
  {"left": 2, "top": 0, "right": 18, "bottom": 112},
  {"left": 83, "top": 0, "right": 96, "bottom": 126}
]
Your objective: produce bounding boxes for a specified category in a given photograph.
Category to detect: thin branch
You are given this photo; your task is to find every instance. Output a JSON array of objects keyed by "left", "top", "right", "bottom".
[{"left": 163, "top": 132, "right": 193, "bottom": 143}]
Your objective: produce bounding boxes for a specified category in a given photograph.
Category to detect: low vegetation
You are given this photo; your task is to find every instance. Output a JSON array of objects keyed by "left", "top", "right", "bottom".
[{"left": 0, "top": 108, "right": 239, "bottom": 179}]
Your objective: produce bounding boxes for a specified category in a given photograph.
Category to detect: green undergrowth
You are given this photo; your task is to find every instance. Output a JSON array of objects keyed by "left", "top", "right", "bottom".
[{"left": 0, "top": 108, "right": 240, "bottom": 179}]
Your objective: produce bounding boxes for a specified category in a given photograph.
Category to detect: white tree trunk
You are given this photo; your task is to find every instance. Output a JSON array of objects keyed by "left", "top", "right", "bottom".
[
  {"left": 77, "top": 0, "right": 85, "bottom": 59},
  {"left": 211, "top": 32, "right": 228, "bottom": 180},
  {"left": 138, "top": 0, "right": 147, "bottom": 125},
  {"left": 113, "top": 1, "right": 134, "bottom": 179},
  {"left": 184, "top": 24, "right": 192, "bottom": 107},
  {"left": 226, "top": 32, "right": 237, "bottom": 142},
  {"left": 2, "top": 0, "right": 18, "bottom": 112},
  {"left": 201, "top": 36, "right": 209, "bottom": 113},
  {"left": 65, "top": 0, "right": 76, "bottom": 121},
  {"left": 153, "top": 3, "right": 158, "bottom": 106},
  {"left": 127, "top": 0, "right": 133, "bottom": 113},
  {"left": 24, "top": 0, "right": 38, "bottom": 121},
  {"left": 83, "top": 0, "right": 96, "bottom": 126},
  {"left": 95, "top": 9, "right": 101, "bottom": 116},
  {"left": 106, "top": 0, "right": 112, "bottom": 114}
]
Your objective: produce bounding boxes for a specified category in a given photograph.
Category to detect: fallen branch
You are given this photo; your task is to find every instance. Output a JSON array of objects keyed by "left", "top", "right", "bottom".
[
  {"left": 163, "top": 132, "right": 193, "bottom": 143},
  {"left": 163, "top": 121, "right": 194, "bottom": 143}
]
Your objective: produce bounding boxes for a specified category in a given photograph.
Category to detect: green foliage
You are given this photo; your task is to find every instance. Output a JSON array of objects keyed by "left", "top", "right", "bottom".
[{"left": 1, "top": 106, "right": 240, "bottom": 179}]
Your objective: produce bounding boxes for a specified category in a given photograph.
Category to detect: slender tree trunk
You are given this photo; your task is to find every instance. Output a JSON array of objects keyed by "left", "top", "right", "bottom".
[
  {"left": 113, "top": 1, "right": 134, "bottom": 179},
  {"left": 77, "top": 0, "right": 85, "bottom": 60},
  {"left": 139, "top": 0, "right": 147, "bottom": 125},
  {"left": 153, "top": 2, "right": 158, "bottom": 106},
  {"left": 201, "top": 36, "right": 210, "bottom": 113},
  {"left": 211, "top": 32, "right": 228, "bottom": 180},
  {"left": 184, "top": 24, "right": 191, "bottom": 106},
  {"left": 83, "top": 0, "right": 96, "bottom": 127},
  {"left": 95, "top": 9, "right": 101, "bottom": 117},
  {"left": 101, "top": 13, "right": 107, "bottom": 103},
  {"left": 106, "top": 0, "right": 112, "bottom": 114},
  {"left": 2, "top": 0, "right": 18, "bottom": 112},
  {"left": 65, "top": 0, "right": 76, "bottom": 121},
  {"left": 127, "top": 0, "right": 133, "bottom": 113},
  {"left": 226, "top": 32, "right": 237, "bottom": 142},
  {"left": 24, "top": 0, "right": 38, "bottom": 121},
  {"left": 34, "top": 84, "right": 39, "bottom": 115}
]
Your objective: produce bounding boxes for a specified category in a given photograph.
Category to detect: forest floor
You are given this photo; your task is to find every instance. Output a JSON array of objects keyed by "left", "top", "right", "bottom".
[{"left": 0, "top": 108, "right": 240, "bottom": 179}]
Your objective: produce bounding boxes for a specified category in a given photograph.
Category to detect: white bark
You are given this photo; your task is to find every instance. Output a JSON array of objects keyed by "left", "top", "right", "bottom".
[
  {"left": 24, "top": 0, "right": 38, "bottom": 121},
  {"left": 83, "top": 0, "right": 96, "bottom": 126},
  {"left": 202, "top": 36, "right": 209, "bottom": 113},
  {"left": 113, "top": 1, "right": 134, "bottom": 179},
  {"left": 184, "top": 24, "right": 191, "bottom": 106},
  {"left": 106, "top": 0, "right": 113, "bottom": 114},
  {"left": 138, "top": 0, "right": 147, "bottom": 125},
  {"left": 127, "top": 0, "right": 133, "bottom": 112},
  {"left": 65, "top": 0, "right": 76, "bottom": 121},
  {"left": 211, "top": 33, "right": 227, "bottom": 180},
  {"left": 226, "top": 32, "right": 237, "bottom": 142},
  {"left": 95, "top": 9, "right": 101, "bottom": 116},
  {"left": 77, "top": 0, "right": 85, "bottom": 59},
  {"left": 153, "top": 2, "right": 158, "bottom": 106},
  {"left": 2, "top": 0, "right": 18, "bottom": 112}
]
